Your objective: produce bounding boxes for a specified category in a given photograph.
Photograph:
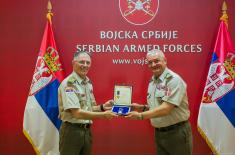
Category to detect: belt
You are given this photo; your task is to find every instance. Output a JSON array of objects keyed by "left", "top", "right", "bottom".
[
  {"left": 155, "top": 121, "right": 187, "bottom": 132},
  {"left": 65, "top": 122, "right": 91, "bottom": 129}
]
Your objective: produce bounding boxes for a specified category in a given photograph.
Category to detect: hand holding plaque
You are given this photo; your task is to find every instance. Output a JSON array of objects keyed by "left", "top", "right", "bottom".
[{"left": 112, "top": 85, "right": 132, "bottom": 115}]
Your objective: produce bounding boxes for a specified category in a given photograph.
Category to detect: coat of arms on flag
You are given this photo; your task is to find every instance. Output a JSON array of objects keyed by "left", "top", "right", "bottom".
[
  {"left": 202, "top": 53, "right": 235, "bottom": 103},
  {"left": 30, "top": 47, "right": 63, "bottom": 95}
]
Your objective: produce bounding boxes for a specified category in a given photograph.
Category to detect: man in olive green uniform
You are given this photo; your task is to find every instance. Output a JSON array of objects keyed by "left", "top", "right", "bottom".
[
  {"left": 126, "top": 49, "right": 192, "bottom": 155},
  {"left": 58, "top": 51, "right": 117, "bottom": 155}
]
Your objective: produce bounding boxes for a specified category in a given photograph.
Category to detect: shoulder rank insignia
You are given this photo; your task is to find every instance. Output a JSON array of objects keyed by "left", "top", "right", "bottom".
[
  {"left": 165, "top": 73, "right": 173, "bottom": 81},
  {"left": 67, "top": 76, "right": 77, "bottom": 85},
  {"left": 165, "top": 73, "right": 172, "bottom": 79},
  {"left": 88, "top": 80, "right": 92, "bottom": 84}
]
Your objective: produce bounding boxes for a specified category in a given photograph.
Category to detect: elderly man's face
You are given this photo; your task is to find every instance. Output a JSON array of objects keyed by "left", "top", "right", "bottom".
[
  {"left": 72, "top": 53, "right": 91, "bottom": 79},
  {"left": 147, "top": 53, "right": 167, "bottom": 77}
]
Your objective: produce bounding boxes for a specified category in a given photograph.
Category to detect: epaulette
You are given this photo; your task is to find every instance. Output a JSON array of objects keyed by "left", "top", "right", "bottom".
[
  {"left": 67, "top": 76, "right": 77, "bottom": 85},
  {"left": 149, "top": 79, "right": 154, "bottom": 82},
  {"left": 165, "top": 73, "right": 173, "bottom": 80},
  {"left": 88, "top": 80, "right": 92, "bottom": 84}
]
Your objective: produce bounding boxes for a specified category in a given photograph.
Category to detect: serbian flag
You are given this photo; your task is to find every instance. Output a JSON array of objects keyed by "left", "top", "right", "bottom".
[
  {"left": 197, "top": 3, "right": 235, "bottom": 155},
  {"left": 23, "top": 6, "right": 64, "bottom": 155}
]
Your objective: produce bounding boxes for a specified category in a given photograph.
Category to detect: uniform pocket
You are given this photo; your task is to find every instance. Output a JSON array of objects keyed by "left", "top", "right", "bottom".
[
  {"left": 155, "top": 89, "right": 165, "bottom": 98},
  {"left": 79, "top": 100, "right": 87, "bottom": 109}
]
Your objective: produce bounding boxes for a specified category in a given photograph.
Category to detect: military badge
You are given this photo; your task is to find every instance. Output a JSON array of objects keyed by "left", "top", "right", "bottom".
[
  {"left": 119, "top": 0, "right": 159, "bottom": 25},
  {"left": 65, "top": 87, "right": 76, "bottom": 92}
]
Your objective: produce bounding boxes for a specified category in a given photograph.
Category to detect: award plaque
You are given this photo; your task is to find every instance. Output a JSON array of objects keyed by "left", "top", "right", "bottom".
[{"left": 112, "top": 85, "right": 132, "bottom": 115}]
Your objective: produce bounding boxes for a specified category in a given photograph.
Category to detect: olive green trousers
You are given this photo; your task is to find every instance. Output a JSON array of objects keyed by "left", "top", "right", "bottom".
[
  {"left": 59, "top": 122, "right": 92, "bottom": 155},
  {"left": 154, "top": 121, "right": 193, "bottom": 155}
]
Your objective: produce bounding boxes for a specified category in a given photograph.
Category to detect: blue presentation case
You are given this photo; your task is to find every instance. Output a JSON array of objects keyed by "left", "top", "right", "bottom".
[{"left": 112, "top": 105, "right": 130, "bottom": 115}]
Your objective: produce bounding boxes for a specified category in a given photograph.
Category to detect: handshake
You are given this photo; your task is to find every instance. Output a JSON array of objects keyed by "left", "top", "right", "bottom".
[{"left": 101, "top": 100, "right": 148, "bottom": 120}]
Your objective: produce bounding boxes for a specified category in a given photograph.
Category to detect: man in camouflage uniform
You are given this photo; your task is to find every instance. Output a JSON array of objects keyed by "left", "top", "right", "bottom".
[
  {"left": 58, "top": 51, "right": 117, "bottom": 155},
  {"left": 126, "top": 49, "right": 193, "bottom": 155}
]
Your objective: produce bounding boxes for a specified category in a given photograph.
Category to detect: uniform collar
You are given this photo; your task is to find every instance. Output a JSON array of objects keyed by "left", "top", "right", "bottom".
[
  {"left": 72, "top": 71, "right": 89, "bottom": 85},
  {"left": 152, "top": 68, "right": 172, "bottom": 82}
]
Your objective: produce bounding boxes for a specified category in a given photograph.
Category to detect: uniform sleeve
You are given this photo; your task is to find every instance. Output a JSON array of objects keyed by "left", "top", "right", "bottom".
[
  {"left": 60, "top": 85, "right": 81, "bottom": 110},
  {"left": 88, "top": 83, "right": 97, "bottom": 106},
  {"left": 91, "top": 93, "right": 97, "bottom": 106},
  {"left": 162, "top": 77, "right": 186, "bottom": 106}
]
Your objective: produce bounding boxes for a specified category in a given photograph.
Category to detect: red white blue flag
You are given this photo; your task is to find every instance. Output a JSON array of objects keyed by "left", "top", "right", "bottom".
[
  {"left": 23, "top": 7, "right": 64, "bottom": 155},
  {"left": 198, "top": 2, "right": 235, "bottom": 155}
]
